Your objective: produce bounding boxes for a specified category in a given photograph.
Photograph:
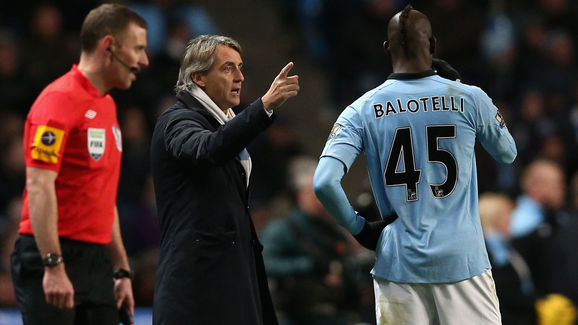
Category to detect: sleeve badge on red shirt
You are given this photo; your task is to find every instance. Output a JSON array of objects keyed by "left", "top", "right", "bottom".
[
  {"left": 87, "top": 128, "right": 106, "bottom": 161},
  {"left": 112, "top": 125, "right": 122, "bottom": 152},
  {"left": 31, "top": 126, "right": 65, "bottom": 164}
]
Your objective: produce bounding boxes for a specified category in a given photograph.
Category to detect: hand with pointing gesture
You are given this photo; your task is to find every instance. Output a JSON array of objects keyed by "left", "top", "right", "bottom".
[{"left": 262, "top": 62, "right": 300, "bottom": 112}]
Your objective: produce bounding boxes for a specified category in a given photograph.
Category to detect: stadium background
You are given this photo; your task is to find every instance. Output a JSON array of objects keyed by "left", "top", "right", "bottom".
[{"left": 1, "top": 0, "right": 577, "bottom": 324}]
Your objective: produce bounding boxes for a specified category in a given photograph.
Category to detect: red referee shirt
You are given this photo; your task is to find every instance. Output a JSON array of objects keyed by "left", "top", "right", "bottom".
[{"left": 20, "top": 65, "right": 122, "bottom": 244}]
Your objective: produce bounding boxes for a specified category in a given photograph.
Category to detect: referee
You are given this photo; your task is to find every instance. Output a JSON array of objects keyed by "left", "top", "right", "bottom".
[{"left": 11, "top": 4, "right": 148, "bottom": 324}]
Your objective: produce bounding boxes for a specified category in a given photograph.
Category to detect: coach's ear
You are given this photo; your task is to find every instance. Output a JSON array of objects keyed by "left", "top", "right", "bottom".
[{"left": 192, "top": 72, "right": 206, "bottom": 88}]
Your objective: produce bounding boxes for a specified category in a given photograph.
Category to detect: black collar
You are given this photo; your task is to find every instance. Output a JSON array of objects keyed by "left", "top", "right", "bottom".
[
  {"left": 175, "top": 90, "right": 222, "bottom": 128},
  {"left": 388, "top": 70, "right": 436, "bottom": 80},
  {"left": 176, "top": 90, "right": 198, "bottom": 108}
]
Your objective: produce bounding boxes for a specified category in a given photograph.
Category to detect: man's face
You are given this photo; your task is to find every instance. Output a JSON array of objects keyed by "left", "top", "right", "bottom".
[
  {"left": 530, "top": 163, "right": 566, "bottom": 210},
  {"left": 111, "top": 22, "right": 149, "bottom": 89},
  {"left": 196, "top": 45, "right": 244, "bottom": 110},
  {"left": 540, "top": 166, "right": 565, "bottom": 210}
]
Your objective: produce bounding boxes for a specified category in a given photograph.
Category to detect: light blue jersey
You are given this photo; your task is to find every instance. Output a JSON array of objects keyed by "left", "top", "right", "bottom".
[{"left": 318, "top": 71, "right": 516, "bottom": 283}]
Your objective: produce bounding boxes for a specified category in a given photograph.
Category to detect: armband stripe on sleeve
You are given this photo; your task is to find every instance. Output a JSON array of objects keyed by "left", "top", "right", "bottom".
[{"left": 31, "top": 125, "right": 65, "bottom": 164}]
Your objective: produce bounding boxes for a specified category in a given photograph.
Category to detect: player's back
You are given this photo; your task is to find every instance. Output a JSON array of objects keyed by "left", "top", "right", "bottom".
[{"left": 348, "top": 73, "right": 516, "bottom": 283}]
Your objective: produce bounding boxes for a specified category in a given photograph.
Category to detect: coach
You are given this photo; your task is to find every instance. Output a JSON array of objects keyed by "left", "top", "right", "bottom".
[{"left": 150, "top": 35, "right": 299, "bottom": 324}]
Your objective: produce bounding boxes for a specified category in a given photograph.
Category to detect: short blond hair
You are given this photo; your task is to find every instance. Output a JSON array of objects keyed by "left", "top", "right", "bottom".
[{"left": 478, "top": 193, "right": 513, "bottom": 234}]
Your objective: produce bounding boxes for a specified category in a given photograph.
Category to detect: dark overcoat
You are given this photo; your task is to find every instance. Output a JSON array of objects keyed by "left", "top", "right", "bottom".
[{"left": 151, "top": 91, "right": 278, "bottom": 325}]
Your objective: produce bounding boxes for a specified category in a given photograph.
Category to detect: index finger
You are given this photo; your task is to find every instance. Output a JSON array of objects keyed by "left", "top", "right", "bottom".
[{"left": 278, "top": 62, "right": 294, "bottom": 78}]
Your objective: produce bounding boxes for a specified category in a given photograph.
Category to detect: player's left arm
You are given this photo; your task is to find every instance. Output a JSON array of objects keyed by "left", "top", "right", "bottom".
[
  {"left": 108, "top": 206, "right": 134, "bottom": 315},
  {"left": 474, "top": 87, "right": 517, "bottom": 163}
]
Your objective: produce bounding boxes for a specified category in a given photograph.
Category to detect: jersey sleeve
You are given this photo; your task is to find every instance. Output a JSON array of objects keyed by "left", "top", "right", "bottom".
[
  {"left": 24, "top": 92, "right": 74, "bottom": 172},
  {"left": 320, "top": 106, "right": 363, "bottom": 171},
  {"left": 314, "top": 107, "right": 367, "bottom": 234},
  {"left": 472, "top": 87, "right": 517, "bottom": 163},
  {"left": 313, "top": 156, "right": 366, "bottom": 235}
]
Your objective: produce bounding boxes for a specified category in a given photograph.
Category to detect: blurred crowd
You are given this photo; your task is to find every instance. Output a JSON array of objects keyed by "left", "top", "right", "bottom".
[
  {"left": 1, "top": 0, "right": 578, "bottom": 324},
  {"left": 277, "top": 0, "right": 578, "bottom": 192}
]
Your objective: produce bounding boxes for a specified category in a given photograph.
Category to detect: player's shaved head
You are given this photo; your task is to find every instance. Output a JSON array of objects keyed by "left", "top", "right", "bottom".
[{"left": 386, "top": 5, "right": 435, "bottom": 71}]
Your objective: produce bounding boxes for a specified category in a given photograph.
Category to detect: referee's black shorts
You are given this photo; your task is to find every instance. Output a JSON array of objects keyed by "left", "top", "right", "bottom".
[{"left": 11, "top": 235, "right": 118, "bottom": 325}]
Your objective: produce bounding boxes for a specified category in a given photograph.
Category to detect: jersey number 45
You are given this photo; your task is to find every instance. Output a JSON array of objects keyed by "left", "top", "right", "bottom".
[{"left": 385, "top": 125, "right": 457, "bottom": 201}]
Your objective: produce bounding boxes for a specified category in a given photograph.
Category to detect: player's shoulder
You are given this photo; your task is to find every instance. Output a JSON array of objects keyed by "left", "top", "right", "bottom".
[
  {"left": 360, "top": 79, "right": 397, "bottom": 102},
  {"left": 346, "top": 80, "right": 395, "bottom": 114},
  {"left": 434, "top": 76, "right": 489, "bottom": 99}
]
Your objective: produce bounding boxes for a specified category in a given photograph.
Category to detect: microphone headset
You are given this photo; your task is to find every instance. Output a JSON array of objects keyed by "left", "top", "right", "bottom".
[{"left": 107, "top": 47, "right": 139, "bottom": 73}]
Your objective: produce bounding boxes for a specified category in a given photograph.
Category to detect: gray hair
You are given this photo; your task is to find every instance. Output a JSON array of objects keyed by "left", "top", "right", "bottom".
[{"left": 175, "top": 34, "right": 242, "bottom": 93}]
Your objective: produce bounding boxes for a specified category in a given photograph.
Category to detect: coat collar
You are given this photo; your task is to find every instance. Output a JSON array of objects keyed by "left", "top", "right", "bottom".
[
  {"left": 176, "top": 90, "right": 203, "bottom": 111},
  {"left": 176, "top": 91, "right": 221, "bottom": 127}
]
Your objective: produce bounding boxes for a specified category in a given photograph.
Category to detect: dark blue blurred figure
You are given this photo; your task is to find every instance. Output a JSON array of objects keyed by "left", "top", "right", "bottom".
[{"left": 261, "top": 157, "right": 363, "bottom": 325}]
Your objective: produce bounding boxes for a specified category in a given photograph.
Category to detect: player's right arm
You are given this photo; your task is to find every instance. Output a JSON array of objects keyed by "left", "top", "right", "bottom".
[
  {"left": 314, "top": 156, "right": 397, "bottom": 250},
  {"left": 473, "top": 87, "right": 517, "bottom": 163},
  {"left": 313, "top": 156, "right": 365, "bottom": 235},
  {"left": 26, "top": 167, "right": 74, "bottom": 309},
  {"left": 314, "top": 107, "right": 397, "bottom": 250}
]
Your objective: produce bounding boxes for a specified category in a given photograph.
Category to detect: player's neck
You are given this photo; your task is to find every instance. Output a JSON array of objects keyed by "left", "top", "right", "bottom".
[
  {"left": 392, "top": 57, "right": 432, "bottom": 74},
  {"left": 78, "top": 53, "right": 112, "bottom": 96}
]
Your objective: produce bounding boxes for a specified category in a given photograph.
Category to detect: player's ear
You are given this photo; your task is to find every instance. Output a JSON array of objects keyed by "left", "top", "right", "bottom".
[
  {"left": 429, "top": 36, "right": 436, "bottom": 54},
  {"left": 383, "top": 40, "right": 390, "bottom": 55}
]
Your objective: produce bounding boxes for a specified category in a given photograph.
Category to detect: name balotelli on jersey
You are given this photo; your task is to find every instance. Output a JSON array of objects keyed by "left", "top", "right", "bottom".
[{"left": 373, "top": 95, "right": 465, "bottom": 119}]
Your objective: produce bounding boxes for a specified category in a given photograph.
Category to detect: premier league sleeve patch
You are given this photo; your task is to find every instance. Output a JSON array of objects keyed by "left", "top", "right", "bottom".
[
  {"left": 31, "top": 125, "right": 65, "bottom": 164},
  {"left": 328, "top": 124, "right": 341, "bottom": 140},
  {"left": 495, "top": 111, "right": 506, "bottom": 128}
]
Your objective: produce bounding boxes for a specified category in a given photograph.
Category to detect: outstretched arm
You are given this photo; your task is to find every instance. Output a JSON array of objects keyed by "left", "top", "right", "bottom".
[{"left": 261, "top": 62, "right": 300, "bottom": 112}]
